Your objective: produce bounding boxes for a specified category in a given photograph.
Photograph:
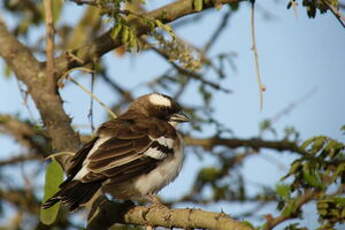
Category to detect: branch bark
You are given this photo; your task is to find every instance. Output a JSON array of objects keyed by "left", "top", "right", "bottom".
[
  {"left": 0, "top": 189, "right": 40, "bottom": 214},
  {"left": 0, "top": 114, "right": 48, "bottom": 154},
  {"left": 184, "top": 136, "right": 306, "bottom": 155},
  {"left": 0, "top": 19, "right": 80, "bottom": 168},
  {"left": 43, "top": 0, "right": 56, "bottom": 79},
  {"left": 87, "top": 199, "right": 253, "bottom": 230},
  {"left": 54, "top": 0, "right": 241, "bottom": 77},
  {"left": 0, "top": 154, "right": 42, "bottom": 166}
]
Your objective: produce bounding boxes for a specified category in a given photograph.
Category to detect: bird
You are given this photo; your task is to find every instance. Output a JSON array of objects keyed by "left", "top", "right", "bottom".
[{"left": 42, "top": 93, "right": 189, "bottom": 211}]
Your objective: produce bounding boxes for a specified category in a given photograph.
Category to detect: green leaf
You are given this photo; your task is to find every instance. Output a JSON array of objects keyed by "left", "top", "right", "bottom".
[
  {"left": 323, "top": 139, "right": 344, "bottom": 159},
  {"left": 281, "top": 199, "right": 297, "bottom": 217},
  {"left": 300, "top": 136, "right": 327, "bottom": 154},
  {"left": 302, "top": 163, "right": 323, "bottom": 188},
  {"left": 335, "top": 163, "right": 345, "bottom": 177},
  {"left": 282, "top": 160, "right": 302, "bottom": 180},
  {"left": 52, "top": 0, "right": 64, "bottom": 22},
  {"left": 111, "top": 24, "right": 123, "bottom": 40},
  {"left": 121, "top": 26, "right": 130, "bottom": 44},
  {"left": 276, "top": 184, "right": 291, "bottom": 199},
  {"left": 154, "top": 19, "right": 176, "bottom": 40},
  {"left": 193, "top": 0, "right": 203, "bottom": 11},
  {"left": 40, "top": 159, "right": 63, "bottom": 225},
  {"left": 259, "top": 119, "right": 272, "bottom": 131},
  {"left": 311, "top": 136, "right": 328, "bottom": 155},
  {"left": 198, "top": 167, "right": 222, "bottom": 182}
]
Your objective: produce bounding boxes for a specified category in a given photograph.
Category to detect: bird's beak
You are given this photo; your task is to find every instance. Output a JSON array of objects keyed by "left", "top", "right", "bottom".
[{"left": 170, "top": 111, "right": 190, "bottom": 123}]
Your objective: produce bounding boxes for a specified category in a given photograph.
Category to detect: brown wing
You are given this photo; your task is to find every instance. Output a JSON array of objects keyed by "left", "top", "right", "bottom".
[
  {"left": 60, "top": 137, "right": 98, "bottom": 187},
  {"left": 77, "top": 116, "right": 177, "bottom": 183}
]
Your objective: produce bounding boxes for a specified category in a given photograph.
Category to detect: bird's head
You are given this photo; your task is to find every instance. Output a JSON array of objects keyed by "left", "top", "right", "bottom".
[{"left": 127, "top": 93, "right": 189, "bottom": 125}]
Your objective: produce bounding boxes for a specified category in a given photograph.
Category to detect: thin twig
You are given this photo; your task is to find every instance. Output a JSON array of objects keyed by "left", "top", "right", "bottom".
[
  {"left": 270, "top": 87, "right": 317, "bottom": 124},
  {"left": 203, "top": 10, "right": 232, "bottom": 53},
  {"left": 250, "top": 0, "right": 265, "bottom": 111},
  {"left": 61, "top": 66, "right": 118, "bottom": 119},
  {"left": 262, "top": 189, "right": 319, "bottom": 230},
  {"left": 45, "top": 151, "right": 75, "bottom": 160},
  {"left": 148, "top": 43, "right": 232, "bottom": 93},
  {"left": 173, "top": 11, "right": 232, "bottom": 100},
  {"left": 68, "top": 77, "right": 117, "bottom": 119},
  {"left": 70, "top": 0, "right": 98, "bottom": 6},
  {"left": 321, "top": 0, "right": 345, "bottom": 28},
  {"left": 99, "top": 71, "right": 134, "bottom": 102},
  {"left": 234, "top": 202, "right": 269, "bottom": 218},
  {"left": 88, "top": 71, "right": 95, "bottom": 132},
  {"left": 0, "top": 154, "right": 42, "bottom": 166},
  {"left": 15, "top": 78, "right": 35, "bottom": 121},
  {"left": 43, "top": 0, "right": 55, "bottom": 79}
]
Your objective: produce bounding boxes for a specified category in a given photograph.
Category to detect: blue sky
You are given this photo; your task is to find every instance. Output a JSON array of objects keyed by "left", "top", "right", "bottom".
[{"left": 0, "top": 0, "right": 344, "bottom": 229}]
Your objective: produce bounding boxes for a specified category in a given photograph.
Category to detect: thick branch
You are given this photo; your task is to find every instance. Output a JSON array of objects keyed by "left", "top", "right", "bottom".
[
  {"left": 124, "top": 206, "right": 252, "bottom": 230},
  {"left": 54, "top": 0, "right": 240, "bottom": 76},
  {"left": 87, "top": 199, "right": 253, "bottom": 230},
  {"left": 0, "top": 114, "right": 48, "bottom": 154},
  {"left": 0, "top": 189, "right": 40, "bottom": 214},
  {"left": 0, "top": 20, "right": 80, "bottom": 167}
]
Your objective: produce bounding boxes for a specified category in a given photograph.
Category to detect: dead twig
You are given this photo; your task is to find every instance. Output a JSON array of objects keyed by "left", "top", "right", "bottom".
[
  {"left": 68, "top": 76, "right": 117, "bottom": 119},
  {"left": 43, "top": 0, "right": 55, "bottom": 79},
  {"left": 250, "top": 0, "right": 266, "bottom": 110},
  {"left": 322, "top": 0, "right": 345, "bottom": 28},
  {"left": 88, "top": 71, "right": 96, "bottom": 132},
  {"left": 70, "top": 0, "right": 97, "bottom": 6},
  {"left": 203, "top": 10, "right": 232, "bottom": 53},
  {"left": 270, "top": 87, "right": 317, "bottom": 124}
]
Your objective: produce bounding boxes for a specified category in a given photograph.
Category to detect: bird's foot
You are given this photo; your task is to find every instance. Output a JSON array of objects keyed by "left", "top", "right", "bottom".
[{"left": 145, "top": 194, "right": 167, "bottom": 209}]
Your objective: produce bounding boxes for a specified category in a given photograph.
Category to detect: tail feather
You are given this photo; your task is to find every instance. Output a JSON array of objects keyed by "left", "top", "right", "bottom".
[{"left": 42, "top": 180, "right": 102, "bottom": 211}]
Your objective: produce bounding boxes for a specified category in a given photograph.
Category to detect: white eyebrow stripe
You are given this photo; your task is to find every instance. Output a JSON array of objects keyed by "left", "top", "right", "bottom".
[{"left": 149, "top": 94, "right": 171, "bottom": 107}]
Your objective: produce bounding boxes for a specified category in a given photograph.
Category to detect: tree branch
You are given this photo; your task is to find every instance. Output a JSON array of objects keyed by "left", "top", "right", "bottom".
[
  {"left": 0, "top": 19, "right": 80, "bottom": 168},
  {"left": 87, "top": 199, "right": 253, "bottom": 230},
  {"left": 0, "top": 154, "right": 42, "bottom": 166},
  {"left": 54, "top": 0, "right": 241, "bottom": 77},
  {"left": 148, "top": 43, "right": 232, "bottom": 93},
  {"left": 43, "top": 0, "right": 55, "bottom": 80},
  {"left": 0, "top": 189, "right": 40, "bottom": 214},
  {"left": 262, "top": 189, "right": 318, "bottom": 230},
  {"left": 321, "top": 0, "right": 345, "bottom": 28},
  {"left": 184, "top": 136, "right": 306, "bottom": 155},
  {"left": 250, "top": 1, "right": 265, "bottom": 110},
  {"left": 0, "top": 114, "right": 48, "bottom": 154},
  {"left": 203, "top": 10, "right": 232, "bottom": 53}
]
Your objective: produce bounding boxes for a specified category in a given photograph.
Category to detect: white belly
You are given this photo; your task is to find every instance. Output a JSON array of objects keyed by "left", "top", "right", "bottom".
[{"left": 133, "top": 140, "right": 184, "bottom": 196}]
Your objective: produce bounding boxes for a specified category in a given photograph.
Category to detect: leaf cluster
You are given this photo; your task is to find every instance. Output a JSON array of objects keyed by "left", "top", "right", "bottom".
[
  {"left": 287, "top": 0, "right": 339, "bottom": 18},
  {"left": 273, "top": 135, "right": 345, "bottom": 229}
]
